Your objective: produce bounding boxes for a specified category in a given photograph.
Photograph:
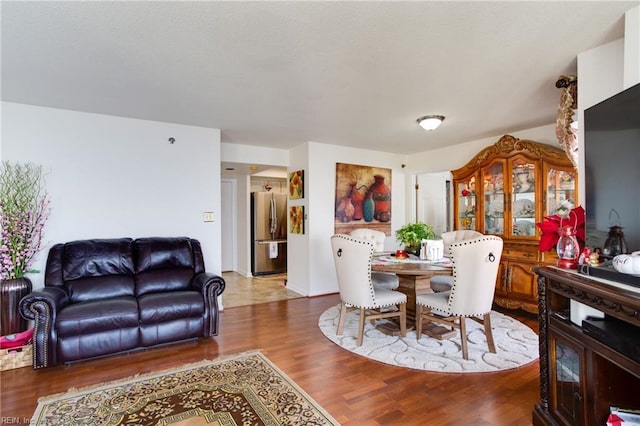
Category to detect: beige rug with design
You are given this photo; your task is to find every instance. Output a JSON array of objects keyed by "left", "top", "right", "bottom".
[
  {"left": 31, "top": 351, "right": 338, "bottom": 425},
  {"left": 319, "top": 304, "right": 538, "bottom": 373}
]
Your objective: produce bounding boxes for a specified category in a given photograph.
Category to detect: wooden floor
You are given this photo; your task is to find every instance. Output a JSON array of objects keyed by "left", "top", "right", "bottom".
[{"left": 0, "top": 283, "right": 541, "bottom": 425}]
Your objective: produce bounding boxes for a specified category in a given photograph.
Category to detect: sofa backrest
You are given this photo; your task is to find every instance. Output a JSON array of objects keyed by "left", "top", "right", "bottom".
[
  {"left": 134, "top": 237, "right": 203, "bottom": 297},
  {"left": 45, "top": 238, "right": 136, "bottom": 303}
]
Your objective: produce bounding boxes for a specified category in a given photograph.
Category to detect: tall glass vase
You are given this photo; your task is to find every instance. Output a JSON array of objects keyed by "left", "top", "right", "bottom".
[
  {"left": 1, "top": 277, "right": 32, "bottom": 335},
  {"left": 370, "top": 175, "right": 391, "bottom": 222}
]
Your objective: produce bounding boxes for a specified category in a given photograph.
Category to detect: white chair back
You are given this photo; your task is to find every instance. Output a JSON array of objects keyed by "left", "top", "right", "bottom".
[
  {"left": 441, "top": 230, "right": 483, "bottom": 256},
  {"left": 349, "top": 228, "right": 386, "bottom": 253},
  {"left": 331, "top": 234, "right": 376, "bottom": 308},
  {"left": 448, "top": 236, "right": 503, "bottom": 316}
]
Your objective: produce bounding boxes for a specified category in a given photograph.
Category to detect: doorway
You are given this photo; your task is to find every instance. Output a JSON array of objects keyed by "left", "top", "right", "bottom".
[{"left": 416, "top": 172, "right": 452, "bottom": 235}]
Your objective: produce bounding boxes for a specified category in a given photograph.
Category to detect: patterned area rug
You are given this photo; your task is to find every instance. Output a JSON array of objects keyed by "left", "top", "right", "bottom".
[
  {"left": 31, "top": 351, "right": 338, "bottom": 425},
  {"left": 319, "top": 304, "right": 538, "bottom": 373}
]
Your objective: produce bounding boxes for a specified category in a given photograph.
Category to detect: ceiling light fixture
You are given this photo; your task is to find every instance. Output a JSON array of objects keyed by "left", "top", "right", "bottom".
[{"left": 417, "top": 115, "right": 445, "bottom": 131}]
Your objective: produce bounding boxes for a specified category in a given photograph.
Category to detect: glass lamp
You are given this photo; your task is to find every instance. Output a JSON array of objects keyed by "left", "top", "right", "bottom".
[
  {"left": 417, "top": 115, "right": 445, "bottom": 131},
  {"left": 556, "top": 225, "right": 580, "bottom": 269}
]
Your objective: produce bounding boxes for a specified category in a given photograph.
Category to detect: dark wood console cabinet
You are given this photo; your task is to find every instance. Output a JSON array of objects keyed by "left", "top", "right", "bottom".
[{"left": 533, "top": 267, "right": 640, "bottom": 425}]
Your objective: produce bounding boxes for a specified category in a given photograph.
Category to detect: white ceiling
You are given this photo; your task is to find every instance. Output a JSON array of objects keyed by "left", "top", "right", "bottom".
[{"left": 2, "top": 1, "right": 638, "bottom": 163}]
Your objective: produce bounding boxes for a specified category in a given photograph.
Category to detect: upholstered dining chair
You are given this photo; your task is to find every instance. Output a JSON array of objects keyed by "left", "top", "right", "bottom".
[
  {"left": 415, "top": 235, "right": 503, "bottom": 360},
  {"left": 349, "top": 228, "right": 399, "bottom": 290},
  {"left": 331, "top": 234, "right": 407, "bottom": 346},
  {"left": 429, "top": 230, "right": 484, "bottom": 292}
]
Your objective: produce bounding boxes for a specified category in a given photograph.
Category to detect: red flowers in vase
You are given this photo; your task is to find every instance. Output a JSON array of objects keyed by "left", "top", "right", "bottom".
[{"left": 536, "top": 206, "right": 585, "bottom": 252}]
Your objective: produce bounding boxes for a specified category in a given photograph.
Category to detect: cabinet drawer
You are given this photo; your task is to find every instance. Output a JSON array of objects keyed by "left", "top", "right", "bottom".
[
  {"left": 502, "top": 248, "right": 537, "bottom": 261},
  {"left": 539, "top": 250, "right": 559, "bottom": 265}
]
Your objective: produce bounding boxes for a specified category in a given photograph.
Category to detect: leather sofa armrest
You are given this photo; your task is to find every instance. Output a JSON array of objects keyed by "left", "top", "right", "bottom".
[
  {"left": 19, "top": 287, "right": 70, "bottom": 369},
  {"left": 192, "top": 273, "right": 226, "bottom": 336}
]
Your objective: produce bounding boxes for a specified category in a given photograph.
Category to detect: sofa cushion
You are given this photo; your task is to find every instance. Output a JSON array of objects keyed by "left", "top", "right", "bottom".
[
  {"left": 134, "top": 238, "right": 196, "bottom": 296},
  {"left": 135, "top": 269, "right": 195, "bottom": 297},
  {"left": 66, "top": 275, "right": 136, "bottom": 304},
  {"left": 135, "top": 237, "right": 195, "bottom": 272},
  {"left": 56, "top": 296, "right": 139, "bottom": 337},
  {"left": 138, "top": 291, "right": 204, "bottom": 324},
  {"left": 62, "top": 238, "right": 135, "bottom": 280}
]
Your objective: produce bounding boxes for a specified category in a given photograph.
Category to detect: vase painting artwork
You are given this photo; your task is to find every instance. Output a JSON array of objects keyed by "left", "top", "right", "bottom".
[
  {"left": 290, "top": 206, "right": 304, "bottom": 234},
  {"left": 334, "top": 163, "right": 391, "bottom": 235},
  {"left": 289, "top": 170, "right": 304, "bottom": 200}
]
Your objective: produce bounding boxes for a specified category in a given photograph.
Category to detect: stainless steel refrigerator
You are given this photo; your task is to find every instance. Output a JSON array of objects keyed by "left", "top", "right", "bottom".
[{"left": 251, "top": 191, "right": 287, "bottom": 275}]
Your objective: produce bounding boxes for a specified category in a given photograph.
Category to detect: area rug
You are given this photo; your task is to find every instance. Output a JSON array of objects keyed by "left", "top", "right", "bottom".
[
  {"left": 31, "top": 350, "right": 338, "bottom": 425},
  {"left": 319, "top": 304, "right": 538, "bottom": 373}
]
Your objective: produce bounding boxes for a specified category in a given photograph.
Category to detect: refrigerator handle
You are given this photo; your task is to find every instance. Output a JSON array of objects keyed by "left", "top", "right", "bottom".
[{"left": 270, "top": 195, "right": 277, "bottom": 239}]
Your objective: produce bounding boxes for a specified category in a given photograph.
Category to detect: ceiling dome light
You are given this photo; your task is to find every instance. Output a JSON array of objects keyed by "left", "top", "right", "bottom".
[{"left": 417, "top": 115, "right": 445, "bottom": 131}]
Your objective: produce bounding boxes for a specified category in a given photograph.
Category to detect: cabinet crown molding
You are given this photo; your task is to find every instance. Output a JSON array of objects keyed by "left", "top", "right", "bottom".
[{"left": 453, "top": 135, "right": 573, "bottom": 176}]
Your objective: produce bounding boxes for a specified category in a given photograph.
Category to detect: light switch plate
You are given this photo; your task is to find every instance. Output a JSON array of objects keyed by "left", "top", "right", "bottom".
[{"left": 203, "top": 212, "right": 215, "bottom": 222}]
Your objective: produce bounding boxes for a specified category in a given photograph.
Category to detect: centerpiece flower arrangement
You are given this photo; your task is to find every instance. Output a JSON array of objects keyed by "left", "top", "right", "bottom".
[
  {"left": 395, "top": 222, "right": 436, "bottom": 255},
  {"left": 0, "top": 162, "right": 51, "bottom": 280},
  {"left": 536, "top": 205, "right": 585, "bottom": 252}
]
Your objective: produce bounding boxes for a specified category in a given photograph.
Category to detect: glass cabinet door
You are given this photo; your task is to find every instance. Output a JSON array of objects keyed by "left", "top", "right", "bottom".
[
  {"left": 546, "top": 167, "right": 577, "bottom": 216},
  {"left": 511, "top": 159, "right": 537, "bottom": 238},
  {"left": 456, "top": 176, "right": 477, "bottom": 230},
  {"left": 482, "top": 162, "right": 505, "bottom": 235},
  {"left": 550, "top": 333, "right": 585, "bottom": 425}
]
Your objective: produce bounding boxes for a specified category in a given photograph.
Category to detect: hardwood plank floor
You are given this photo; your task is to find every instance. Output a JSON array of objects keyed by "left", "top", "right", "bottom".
[{"left": 0, "top": 293, "right": 540, "bottom": 425}]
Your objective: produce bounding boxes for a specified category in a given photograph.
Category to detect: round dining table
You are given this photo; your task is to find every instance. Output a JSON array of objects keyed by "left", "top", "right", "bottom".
[{"left": 372, "top": 256, "right": 452, "bottom": 325}]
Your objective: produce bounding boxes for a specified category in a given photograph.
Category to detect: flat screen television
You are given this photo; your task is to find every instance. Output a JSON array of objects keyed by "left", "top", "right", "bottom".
[{"left": 582, "top": 82, "right": 640, "bottom": 283}]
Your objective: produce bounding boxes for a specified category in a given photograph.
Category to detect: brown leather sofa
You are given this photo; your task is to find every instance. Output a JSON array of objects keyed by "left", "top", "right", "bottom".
[{"left": 19, "top": 237, "right": 225, "bottom": 368}]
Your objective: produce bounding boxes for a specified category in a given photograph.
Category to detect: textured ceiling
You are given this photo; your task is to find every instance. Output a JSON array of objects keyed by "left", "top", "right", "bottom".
[{"left": 2, "top": 1, "right": 638, "bottom": 157}]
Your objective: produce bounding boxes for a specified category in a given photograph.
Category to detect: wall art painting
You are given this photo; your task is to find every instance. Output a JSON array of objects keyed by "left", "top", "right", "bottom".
[
  {"left": 289, "top": 205, "right": 304, "bottom": 234},
  {"left": 334, "top": 163, "right": 391, "bottom": 235},
  {"left": 289, "top": 170, "right": 304, "bottom": 199}
]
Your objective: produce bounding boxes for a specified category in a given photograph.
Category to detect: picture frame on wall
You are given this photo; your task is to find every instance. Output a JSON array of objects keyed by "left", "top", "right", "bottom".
[
  {"left": 290, "top": 205, "right": 304, "bottom": 234},
  {"left": 334, "top": 162, "right": 392, "bottom": 236},
  {"left": 289, "top": 170, "right": 304, "bottom": 199}
]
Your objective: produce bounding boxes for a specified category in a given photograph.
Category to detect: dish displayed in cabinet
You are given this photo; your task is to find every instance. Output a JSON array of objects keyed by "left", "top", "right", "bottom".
[
  {"left": 486, "top": 199, "right": 504, "bottom": 217},
  {"left": 513, "top": 220, "right": 535, "bottom": 236},
  {"left": 513, "top": 199, "right": 535, "bottom": 218}
]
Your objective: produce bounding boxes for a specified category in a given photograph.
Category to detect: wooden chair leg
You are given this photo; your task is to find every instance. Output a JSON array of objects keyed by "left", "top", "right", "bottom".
[
  {"left": 357, "top": 308, "right": 366, "bottom": 346},
  {"left": 337, "top": 302, "right": 347, "bottom": 335},
  {"left": 459, "top": 316, "right": 469, "bottom": 360},
  {"left": 415, "top": 304, "right": 423, "bottom": 339},
  {"left": 483, "top": 312, "right": 496, "bottom": 354},
  {"left": 399, "top": 303, "right": 407, "bottom": 338}
]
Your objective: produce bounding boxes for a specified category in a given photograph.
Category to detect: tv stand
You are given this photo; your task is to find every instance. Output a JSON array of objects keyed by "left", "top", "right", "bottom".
[
  {"left": 533, "top": 266, "right": 640, "bottom": 425},
  {"left": 578, "top": 263, "right": 640, "bottom": 288}
]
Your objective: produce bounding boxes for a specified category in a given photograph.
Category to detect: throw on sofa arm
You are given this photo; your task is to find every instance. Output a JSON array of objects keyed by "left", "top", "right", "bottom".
[
  {"left": 192, "top": 273, "right": 226, "bottom": 336},
  {"left": 19, "top": 286, "right": 71, "bottom": 369}
]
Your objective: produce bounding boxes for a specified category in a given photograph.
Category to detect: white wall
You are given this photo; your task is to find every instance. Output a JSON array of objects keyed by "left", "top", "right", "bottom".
[
  {"left": 1, "top": 103, "right": 222, "bottom": 289},
  {"left": 286, "top": 143, "right": 310, "bottom": 296},
  {"left": 577, "top": 39, "right": 625, "bottom": 207},
  {"left": 297, "top": 142, "right": 407, "bottom": 296},
  {"left": 221, "top": 140, "right": 407, "bottom": 297},
  {"left": 221, "top": 142, "right": 289, "bottom": 166},
  {"left": 625, "top": 6, "right": 640, "bottom": 87},
  {"left": 576, "top": 5, "right": 640, "bottom": 207},
  {"left": 405, "top": 124, "right": 559, "bottom": 175}
]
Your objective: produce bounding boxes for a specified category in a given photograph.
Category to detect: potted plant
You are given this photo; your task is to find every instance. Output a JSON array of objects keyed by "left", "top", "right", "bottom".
[
  {"left": 395, "top": 222, "right": 437, "bottom": 255},
  {"left": 0, "top": 162, "right": 51, "bottom": 334}
]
